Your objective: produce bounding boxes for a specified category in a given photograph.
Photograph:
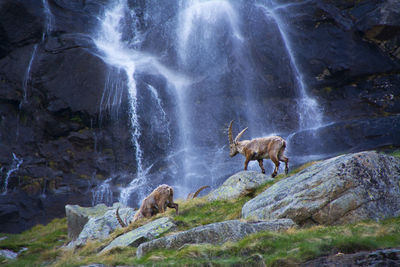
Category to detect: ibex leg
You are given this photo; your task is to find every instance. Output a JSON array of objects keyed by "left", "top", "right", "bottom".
[
  {"left": 279, "top": 155, "right": 289, "bottom": 174},
  {"left": 244, "top": 157, "right": 250, "bottom": 171},
  {"left": 258, "top": 159, "right": 265, "bottom": 174},
  {"left": 270, "top": 155, "right": 280, "bottom": 178}
]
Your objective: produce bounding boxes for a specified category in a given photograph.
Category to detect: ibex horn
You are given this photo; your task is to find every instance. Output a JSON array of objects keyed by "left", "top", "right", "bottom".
[
  {"left": 235, "top": 127, "right": 248, "bottom": 143},
  {"left": 228, "top": 120, "right": 234, "bottom": 144}
]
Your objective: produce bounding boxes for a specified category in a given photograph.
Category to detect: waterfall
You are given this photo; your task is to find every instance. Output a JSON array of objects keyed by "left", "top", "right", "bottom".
[
  {"left": 257, "top": 1, "right": 323, "bottom": 131},
  {"left": 2, "top": 153, "right": 23, "bottom": 195},
  {"left": 94, "top": 0, "right": 146, "bottom": 204},
  {"left": 92, "top": 177, "right": 113, "bottom": 206},
  {"left": 93, "top": 0, "right": 189, "bottom": 204},
  {"left": 91, "top": 0, "right": 326, "bottom": 203},
  {"left": 147, "top": 84, "right": 171, "bottom": 143},
  {"left": 42, "top": 0, "right": 54, "bottom": 39},
  {"left": 22, "top": 44, "right": 38, "bottom": 104},
  {"left": 21, "top": 0, "right": 54, "bottom": 105},
  {"left": 173, "top": 0, "right": 254, "bottom": 195}
]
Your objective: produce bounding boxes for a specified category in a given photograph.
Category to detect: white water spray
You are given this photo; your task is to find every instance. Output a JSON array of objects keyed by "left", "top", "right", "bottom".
[
  {"left": 94, "top": 0, "right": 146, "bottom": 204},
  {"left": 42, "top": 0, "right": 54, "bottom": 39},
  {"left": 2, "top": 153, "right": 23, "bottom": 195},
  {"left": 92, "top": 177, "right": 113, "bottom": 206},
  {"left": 22, "top": 44, "right": 38, "bottom": 104},
  {"left": 257, "top": 2, "right": 322, "bottom": 130},
  {"left": 174, "top": 0, "right": 246, "bottom": 195}
]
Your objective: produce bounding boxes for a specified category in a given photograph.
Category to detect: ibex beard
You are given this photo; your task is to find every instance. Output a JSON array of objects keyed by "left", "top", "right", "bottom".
[
  {"left": 131, "top": 184, "right": 178, "bottom": 223},
  {"left": 228, "top": 120, "right": 289, "bottom": 178}
]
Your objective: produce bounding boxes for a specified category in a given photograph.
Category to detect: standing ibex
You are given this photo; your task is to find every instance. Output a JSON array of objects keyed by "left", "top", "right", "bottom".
[{"left": 228, "top": 120, "right": 289, "bottom": 177}]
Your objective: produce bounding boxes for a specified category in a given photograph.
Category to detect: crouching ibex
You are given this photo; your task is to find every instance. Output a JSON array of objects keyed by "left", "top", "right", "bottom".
[
  {"left": 228, "top": 120, "right": 289, "bottom": 177},
  {"left": 132, "top": 184, "right": 178, "bottom": 223}
]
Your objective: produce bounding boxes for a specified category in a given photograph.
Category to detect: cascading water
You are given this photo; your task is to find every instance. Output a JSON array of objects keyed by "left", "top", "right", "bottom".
[
  {"left": 91, "top": 0, "right": 326, "bottom": 204},
  {"left": 257, "top": 1, "right": 322, "bottom": 131},
  {"left": 22, "top": 44, "right": 38, "bottom": 104},
  {"left": 94, "top": 0, "right": 146, "bottom": 205},
  {"left": 92, "top": 177, "right": 113, "bottom": 206},
  {"left": 42, "top": 0, "right": 54, "bottom": 38},
  {"left": 21, "top": 0, "right": 54, "bottom": 105},
  {"left": 93, "top": 0, "right": 190, "bottom": 204},
  {"left": 2, "top": 153, "right": 23, "bottom": 195},
  {"left": 172, "top": 0, "right": 261, "bottom": 194}
]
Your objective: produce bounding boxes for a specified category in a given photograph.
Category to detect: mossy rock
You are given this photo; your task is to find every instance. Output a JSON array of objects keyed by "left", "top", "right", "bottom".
[{"left": 207, "top": 171, "right": 273, "bottom": 201}]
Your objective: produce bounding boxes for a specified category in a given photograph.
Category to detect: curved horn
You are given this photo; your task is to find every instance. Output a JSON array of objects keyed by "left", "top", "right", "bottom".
[
  {"left": 235, "top": 127, "right": 248, "bottom": 143},
  {"left": 228, "top": 120, "right": 234, "bottom": 144}
]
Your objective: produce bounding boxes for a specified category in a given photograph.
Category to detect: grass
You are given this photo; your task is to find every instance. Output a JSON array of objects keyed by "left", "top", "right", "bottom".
[
  {"left": 389, "top": 150, "right": 400, "bottom": 158},
  {"left": 134, "top": 217, "right": 400, "bottom": 266},
  {"left": 2, "top": 160, "right": 400, "bottom": 266},
  {"left": 0, "top": 218, "right": 67, "bottom": 266}
]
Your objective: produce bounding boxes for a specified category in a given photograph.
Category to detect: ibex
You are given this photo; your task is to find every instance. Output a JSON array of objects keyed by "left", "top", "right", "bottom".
[
  {"left": 131, "top": 184, "right": 178, "bottom": 223},
  {"left": 228, "top": 120, "right": 289, "bottom": 177}
]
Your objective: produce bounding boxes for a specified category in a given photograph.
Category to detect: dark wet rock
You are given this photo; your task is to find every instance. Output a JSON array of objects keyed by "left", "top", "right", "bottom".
[{"left": 242, "top": 151, "right": 400, "bottom": 226}]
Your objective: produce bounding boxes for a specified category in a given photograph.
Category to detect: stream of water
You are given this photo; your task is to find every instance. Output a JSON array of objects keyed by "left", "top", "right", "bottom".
[{"left": 92, "top": 0, "right": 325, "bottom": 205}]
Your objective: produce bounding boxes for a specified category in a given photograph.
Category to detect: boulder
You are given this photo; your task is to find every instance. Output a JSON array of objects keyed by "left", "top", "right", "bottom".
[
  {"left": 136, "top": 219, "right": 296, "bottom": 258},
  {"left": 67, "top": 203, "right": 135, "bottom": 248},
  {"left": 207, "top": 171, "right": 274, "bottom": 201},
  {"left": 242, "top": 151, "right": 400, "bottom": 226},
  {"left": 100, "top": 217, "right": 176, "bottom": 254},
  {"left": 66, "top": 203, "right": 109, "bottom": 240},
  {"left": 301, "top": 248, "right": 400, "bottom": 267},
  {"left": 0, "top": 249, "right": 18, "bottom": 260}
]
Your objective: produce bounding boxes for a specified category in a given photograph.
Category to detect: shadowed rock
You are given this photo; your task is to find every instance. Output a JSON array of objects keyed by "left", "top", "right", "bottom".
[
  {"left": 66, "top": 203, "right": 109, "bottom": 240},
  {"left": 242, "top": 151, "right": 400, "bottom": 225}
]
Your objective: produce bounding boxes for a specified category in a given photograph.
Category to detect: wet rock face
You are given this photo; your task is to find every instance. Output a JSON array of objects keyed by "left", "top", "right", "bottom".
[
  {"left": 0, "top": 0, "right": 136, "bottom": 233},
  {"left": 242, "top": 151, "right": 400, "bottom": 225}
]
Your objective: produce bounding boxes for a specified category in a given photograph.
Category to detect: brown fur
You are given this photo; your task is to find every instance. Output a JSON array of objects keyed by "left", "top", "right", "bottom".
[
  {"left": 132, "top": 184, "right": 178, "bottom": 223},
  {"left": 228, "top": 121, "right": 289, "bottom": 178}
]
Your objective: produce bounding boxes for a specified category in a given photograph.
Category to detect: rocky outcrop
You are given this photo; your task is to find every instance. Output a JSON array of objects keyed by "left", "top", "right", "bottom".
[
  {"left": 242, "top": 151, "right": 400, "bottom": 225},
  {"left": 207, "top": 171, "right": 273, "bottom": 201},
  {"left": 66, "top": 203, "right": 135, "bottom": 248},
  {"left": 66, "top": 203, "right": 109, "bottom": 240},
  {"left": 301, "top": 248, "right": 400, "bottom": 267},
  {"left": 136, "top": 219, "right": 296, "bottom": 258},
  {"left": 100, "top": 217, "right": 176, "bottom": 254}
]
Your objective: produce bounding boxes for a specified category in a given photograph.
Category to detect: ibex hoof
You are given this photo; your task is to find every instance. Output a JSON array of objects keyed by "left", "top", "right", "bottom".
[
  {"left": 262, "top": 170, "right": 265, "bottom": 174},
  {"left": 285, "top": 168, "right": 289, "bottom": 175},
  {"left": 271, "top": 173, "right": 277, "bottom": 178}
]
